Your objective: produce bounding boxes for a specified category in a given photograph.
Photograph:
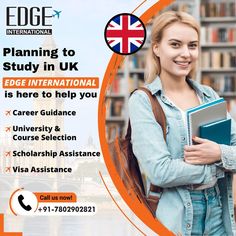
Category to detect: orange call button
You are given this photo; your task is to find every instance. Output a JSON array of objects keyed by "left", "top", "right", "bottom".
[{"left": 34, "top": 192, "right": 77, "bottom": 203}]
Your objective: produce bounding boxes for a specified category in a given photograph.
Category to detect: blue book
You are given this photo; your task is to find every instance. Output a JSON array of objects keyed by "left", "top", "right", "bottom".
[
  {"left": 186, "top": 98, "right": 227, "bottom": 145},
  {"left": 200, "top": 119, "right": 231, "bottom": 145}
]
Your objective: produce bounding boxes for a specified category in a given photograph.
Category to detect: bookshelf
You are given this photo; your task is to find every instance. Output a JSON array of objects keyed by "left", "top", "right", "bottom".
[
  {"left": 105, "top": 0, "right": 236, "bottom": 141},
  {"left": 105, "top": 68, "right": 126, "bottom": 142},
  {"left": 105, "top": 56, "right": 146, "bottom": 141},
  {"left": 200, "top": 0, "right": 236, "bottom": 121}
]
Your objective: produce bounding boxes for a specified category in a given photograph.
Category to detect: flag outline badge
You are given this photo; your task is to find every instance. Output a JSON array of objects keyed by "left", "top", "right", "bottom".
[{"left": 104, "top": 13, "right": 146, "bottom": 55}]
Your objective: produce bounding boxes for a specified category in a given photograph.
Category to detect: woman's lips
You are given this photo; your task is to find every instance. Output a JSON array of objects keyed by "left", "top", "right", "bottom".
[{"left": 174, "top": 60, "right": 191, "bottom": 68}]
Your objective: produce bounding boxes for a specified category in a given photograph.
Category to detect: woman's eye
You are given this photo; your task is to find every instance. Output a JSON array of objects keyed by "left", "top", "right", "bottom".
[
  {"left": 189, "top": 44, "right": 197, "bottom": 49},
  {"left": 171, "top": 43, "right": 180, "bottom": 48}
]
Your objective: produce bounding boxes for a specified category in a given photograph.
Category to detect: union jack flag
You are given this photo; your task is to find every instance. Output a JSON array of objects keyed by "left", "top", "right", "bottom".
[{"left": 105, "top": 13, "right": 146, "bottom": 55}]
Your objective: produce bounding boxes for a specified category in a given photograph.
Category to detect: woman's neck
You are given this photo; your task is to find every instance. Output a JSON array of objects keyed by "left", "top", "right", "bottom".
[{"left": 159, "top": 71, "right": 190, "bottom": 93}]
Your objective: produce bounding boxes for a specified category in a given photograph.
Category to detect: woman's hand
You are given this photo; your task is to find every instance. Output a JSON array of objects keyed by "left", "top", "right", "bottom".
[{"left": 184, "top": 136, "right": 221, "bottom": 165}]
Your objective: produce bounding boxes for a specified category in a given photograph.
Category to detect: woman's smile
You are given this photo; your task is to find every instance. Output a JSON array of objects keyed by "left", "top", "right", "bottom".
[{"left": 174, "top": 60, "right": 191, "bottom": 69}]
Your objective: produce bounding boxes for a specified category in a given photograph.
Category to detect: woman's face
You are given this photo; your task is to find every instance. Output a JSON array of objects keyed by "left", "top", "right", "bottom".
[{"left": 153, "top": 22, "right": 199, "bottom": 79}]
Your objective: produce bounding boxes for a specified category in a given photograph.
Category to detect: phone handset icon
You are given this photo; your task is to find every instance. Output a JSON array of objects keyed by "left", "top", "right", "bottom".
[{"left": 18, "top": 194, "right": 32, "bottom": 211}]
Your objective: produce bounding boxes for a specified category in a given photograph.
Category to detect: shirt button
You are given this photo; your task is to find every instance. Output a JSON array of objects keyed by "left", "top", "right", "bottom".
[
  {"left": 187, "top": 202, "right": 191, "bottom": 207},
  {"left": 182, "top": 137, "right": 186, "bottom": 141},
  {"left": 229, "top": 195, "right": 232, "bottom": 198},
  {"left": 187, "top": 224, "right": 191, "bottom": 228}
]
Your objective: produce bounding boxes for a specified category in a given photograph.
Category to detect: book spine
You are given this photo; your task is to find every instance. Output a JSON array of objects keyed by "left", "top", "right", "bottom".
[
  {"left": 202, "top": 75, "right": 236, "bottom": 93},
  {"left": 202, "top": 2, "right": 236, "bottom": 17}
]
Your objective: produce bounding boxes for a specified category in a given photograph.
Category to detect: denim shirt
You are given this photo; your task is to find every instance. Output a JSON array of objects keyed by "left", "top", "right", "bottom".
[{"left": 128, "top": 76, "right": 236, "bottom": 235}]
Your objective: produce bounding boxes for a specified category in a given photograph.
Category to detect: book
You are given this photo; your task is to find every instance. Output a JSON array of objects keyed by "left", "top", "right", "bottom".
[
  {"left": 110, "top": 99, "right": 124, "bottom": 116},
  {"left": 110, "top": 74, "right": 126, "bottom": 94},
  {"left": 201, "top": 2, "right": 236, "bottom": 17},
  {"left": 201, "top": 27, "right": 236, "bottom": 43},
  {"left": 211, "top": 51, "right": 221, "bottom": 68},
  {"left": 106, "top": 123, "right": 124, "bottom": 141},
  {"left": 201, "top": 51, "right": 236, "bottom": 68},
  {"left": 200, "top": 119, "right": 231, "bottom": 145},
  {"left": 202, "top": 75, "right": 236, "bottom": 93},
  {"left": 187, "top": 98, "right": 227, "bottom": 145}
]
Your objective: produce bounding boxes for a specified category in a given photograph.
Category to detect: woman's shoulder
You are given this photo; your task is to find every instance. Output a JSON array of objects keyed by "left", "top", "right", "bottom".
[
  {"left": 128, "top": 87, "right": 157, "bottom": 116},
  {"left": 129, "top": 89, "right": 152, "bottom": 107},
  {"left": 130, "top": 77, "right": 162, "bottom": 100}
]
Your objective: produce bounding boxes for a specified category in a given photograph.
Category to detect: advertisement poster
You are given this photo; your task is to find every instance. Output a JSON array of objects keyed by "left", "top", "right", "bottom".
[{"left": 1, "top": 0, "right": 236, "bottom": 235}]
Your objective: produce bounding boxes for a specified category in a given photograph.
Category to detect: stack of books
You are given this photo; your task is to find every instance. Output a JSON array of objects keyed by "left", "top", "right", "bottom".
[{"left": 187, "top": 98, "right": 231, "bottom": 145}]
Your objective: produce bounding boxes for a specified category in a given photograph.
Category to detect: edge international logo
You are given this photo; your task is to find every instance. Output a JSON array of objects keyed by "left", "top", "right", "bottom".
[{"left": 5, "top": 6, "right": 61, "bottom": 35}]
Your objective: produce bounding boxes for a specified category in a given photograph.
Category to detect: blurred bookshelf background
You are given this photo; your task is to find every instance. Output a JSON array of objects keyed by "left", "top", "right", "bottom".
[
  {"left": 105, "top": 0, "right": 236, "bottom": 218},
  {"left": 105, "top": 0, "right": 236, "bottom": 142}
]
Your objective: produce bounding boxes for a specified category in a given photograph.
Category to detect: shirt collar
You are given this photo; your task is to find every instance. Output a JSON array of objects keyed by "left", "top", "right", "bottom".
[
  {"left": 145, "top": 76, "right": 163, "bottom": 95},
  {"left": 146, "top": 76, "right": 212, "bottom": 98},
  {"left": 186, "top": 78, "right": 211, "bottom": 98}
]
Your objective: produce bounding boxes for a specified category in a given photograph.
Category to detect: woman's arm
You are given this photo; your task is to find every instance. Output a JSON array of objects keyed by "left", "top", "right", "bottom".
[
  {"left": 184, "top": 87, "right": 236, "bottom": 172},
  {"left": 129, "top": 91, "right": 217, "bottom": 188},
  {"left": 217, "top": 110, "right": 236, "bottom": 171},
  {"left": 184, "top": 115, "right": 236, "bottom": 172}
]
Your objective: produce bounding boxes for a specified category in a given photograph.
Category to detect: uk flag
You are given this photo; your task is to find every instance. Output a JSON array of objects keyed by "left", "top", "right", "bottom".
[{"left": 105, "top": 13, "right": 146, "bottom": 55}]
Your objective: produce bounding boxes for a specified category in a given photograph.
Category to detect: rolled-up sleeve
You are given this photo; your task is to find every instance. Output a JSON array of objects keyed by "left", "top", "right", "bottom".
[
  {"left": 129, "top": 91, "right": 217, "bottom": 188},
  {"left": 208, "top": 87, "right": 236, "bottom": 172},
  {"left": 217, "top": 113, "right": 236, "bottom": 172}
]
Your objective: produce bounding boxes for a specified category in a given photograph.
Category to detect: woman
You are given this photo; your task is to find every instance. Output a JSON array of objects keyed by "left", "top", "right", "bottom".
[{"left": 129, "top": 11, "right": 236, "bottom": 235}]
